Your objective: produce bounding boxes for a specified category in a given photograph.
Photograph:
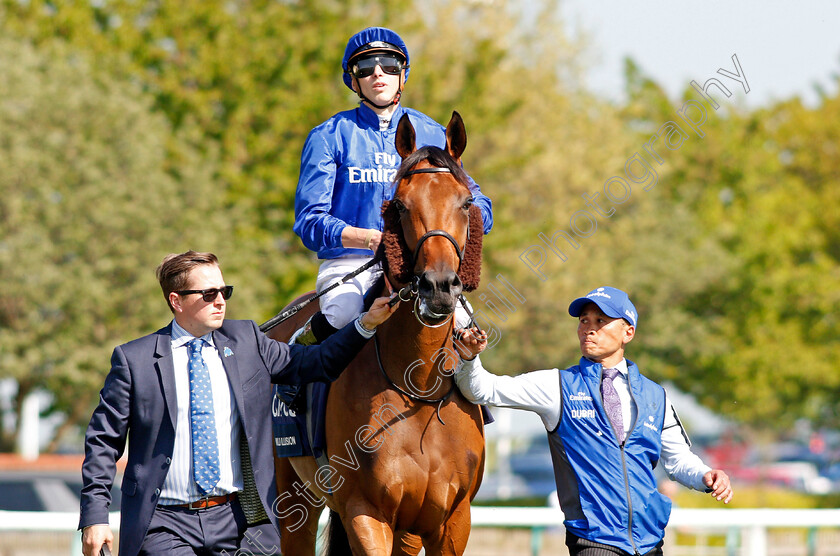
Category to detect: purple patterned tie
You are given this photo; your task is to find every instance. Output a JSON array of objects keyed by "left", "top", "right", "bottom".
[{"left": 601, "top": 368, "right": 625, "bottom": 444}]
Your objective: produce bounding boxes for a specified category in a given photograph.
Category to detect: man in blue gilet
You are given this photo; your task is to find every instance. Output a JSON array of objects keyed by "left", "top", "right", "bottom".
[{"left": 453, "top": 286, "right": 733, "bottom": 556}]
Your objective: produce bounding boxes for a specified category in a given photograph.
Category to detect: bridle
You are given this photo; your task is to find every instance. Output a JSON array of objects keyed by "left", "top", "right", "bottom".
[
  {"left": 380, "top": 163, "right": 479, "bottom": 423},
  {"left": 389, "top": 165, "right": 474, "bottom": 329}
]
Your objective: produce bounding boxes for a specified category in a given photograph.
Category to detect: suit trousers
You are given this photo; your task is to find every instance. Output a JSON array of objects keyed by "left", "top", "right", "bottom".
[{"left": 140, "top": 500, "right": 280, "bottom": 556}]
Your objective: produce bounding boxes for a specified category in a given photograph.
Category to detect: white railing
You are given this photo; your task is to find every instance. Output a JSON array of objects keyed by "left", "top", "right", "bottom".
[
  {"left": 2, "top": 508, "right": 840, "bottom": 555},
  {"left": 470, "top": 507, "right": 840, "bottom": 556}
]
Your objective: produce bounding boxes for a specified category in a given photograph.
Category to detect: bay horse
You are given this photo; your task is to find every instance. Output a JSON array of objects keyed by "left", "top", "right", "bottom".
[{"left": 267, "top": 111, "right": 486, "bottom": 555}]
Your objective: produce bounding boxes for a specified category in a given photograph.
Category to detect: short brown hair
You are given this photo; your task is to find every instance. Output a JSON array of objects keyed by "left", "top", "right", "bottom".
[{"left": 156, "top": 251, "right": 219, "bottom": 313}]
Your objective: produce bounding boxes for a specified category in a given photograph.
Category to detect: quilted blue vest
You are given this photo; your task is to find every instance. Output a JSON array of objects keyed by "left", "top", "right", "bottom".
[{"left": 547, "top": 357, "right": 670, "bottom": 555}]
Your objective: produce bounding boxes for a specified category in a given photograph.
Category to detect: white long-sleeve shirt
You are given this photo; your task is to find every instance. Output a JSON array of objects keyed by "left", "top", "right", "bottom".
[{"left": 455, "top": 356, "right": 712, "bottom": 491}]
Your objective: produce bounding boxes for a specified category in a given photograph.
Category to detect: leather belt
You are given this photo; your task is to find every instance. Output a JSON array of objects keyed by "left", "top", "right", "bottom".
[{"left": 172, "top": 492, "right": 238, "bottom": 510}]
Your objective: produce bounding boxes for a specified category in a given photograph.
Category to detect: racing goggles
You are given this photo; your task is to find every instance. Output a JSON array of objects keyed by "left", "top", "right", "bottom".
[{"left": 349, "top": 55, "right": 407, "bottom": 79}]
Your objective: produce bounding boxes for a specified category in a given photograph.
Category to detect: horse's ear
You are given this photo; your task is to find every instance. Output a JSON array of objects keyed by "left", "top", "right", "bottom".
[
  {"left": 445, "top": 111, "right": 467, "bottom": 162},
  {"left": 395, "top": 113, "right": 417, "bottom": 159}
]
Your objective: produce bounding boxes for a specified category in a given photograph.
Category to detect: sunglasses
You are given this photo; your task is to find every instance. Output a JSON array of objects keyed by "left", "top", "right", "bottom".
[
  {"left": 176, "top": 286, "right": 234, "bottom": 302},
  {"left": 350, "top": 55, "right": 406, "bottom": 79}
]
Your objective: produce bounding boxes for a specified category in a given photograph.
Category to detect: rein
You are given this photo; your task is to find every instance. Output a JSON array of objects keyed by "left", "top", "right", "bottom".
[
  {"left": 373, "top": 334, "right": 455, "bottom": 425},
  {"left": 259, "top": 256, "right": 380, "bottom": 333}
]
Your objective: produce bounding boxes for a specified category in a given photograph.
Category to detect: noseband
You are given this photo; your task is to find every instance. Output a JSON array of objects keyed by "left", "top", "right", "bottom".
[{"left": 412, "top": 230, "right": 464, "bottom": 271}]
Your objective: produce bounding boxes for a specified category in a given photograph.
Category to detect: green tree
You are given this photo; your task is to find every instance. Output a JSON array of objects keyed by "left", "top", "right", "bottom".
[
  {"left": 0, "top": 0, "right": 421, "bottom": 316},
  {"left": 5, "top": 0, "right": 837, "bottom": 438},
  {"left": 434, "top": 31, "right": 738, "bottom": 394},
  {"left": 0, "top": 36, "right": 241, "bottom": 450},
  {"left": 617, "top": 62, "right": 840, "bottom": 429}
]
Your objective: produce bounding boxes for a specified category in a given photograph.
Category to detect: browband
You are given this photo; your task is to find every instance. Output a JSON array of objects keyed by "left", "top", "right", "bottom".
[{"left": 403, "top": 167, "right": 452, "bottom": 176}]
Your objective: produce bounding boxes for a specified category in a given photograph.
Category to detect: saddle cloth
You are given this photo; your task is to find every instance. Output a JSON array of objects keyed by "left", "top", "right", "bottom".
[{"left": 271, "top": 381, "right": 329, "bottom": 458}]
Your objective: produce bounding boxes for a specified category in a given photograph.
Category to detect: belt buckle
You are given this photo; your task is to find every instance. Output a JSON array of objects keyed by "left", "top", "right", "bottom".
[{"left": 189, "top": 494, "right": 212, "bottom": 510}]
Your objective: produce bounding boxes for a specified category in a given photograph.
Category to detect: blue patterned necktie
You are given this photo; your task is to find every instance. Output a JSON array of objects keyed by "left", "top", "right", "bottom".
[
  {"left": 601, "top": 367, "right": 625, "bottom": 444},
  {"left": 188, "top": 338, "right": 221, "bottom": 495}
]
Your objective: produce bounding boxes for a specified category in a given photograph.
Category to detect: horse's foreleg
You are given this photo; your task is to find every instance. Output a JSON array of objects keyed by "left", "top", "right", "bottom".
[
  {"left": 343, "top": 511, "right": 395, "bottom": 556},
  {"left": 392, "top": 531, "right": 423, "bottom": 556},
  {"left": 273, "top": 456, "right": 322, "bottom": 556}
]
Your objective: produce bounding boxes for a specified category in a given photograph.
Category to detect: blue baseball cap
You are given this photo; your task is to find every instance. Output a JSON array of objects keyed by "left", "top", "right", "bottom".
[{"left": 568, "top": 286, "right": 638, "bottom": 328}]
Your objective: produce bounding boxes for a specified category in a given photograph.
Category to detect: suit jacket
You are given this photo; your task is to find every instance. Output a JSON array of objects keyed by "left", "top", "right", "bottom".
[{"left": 79, "top": 318, "right": 368, "bottom": 556}]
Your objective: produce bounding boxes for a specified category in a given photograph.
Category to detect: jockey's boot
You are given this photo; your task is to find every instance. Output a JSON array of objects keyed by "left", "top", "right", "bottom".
[{"left": 292, "top": 311, "right": 339, "bottom": 346}]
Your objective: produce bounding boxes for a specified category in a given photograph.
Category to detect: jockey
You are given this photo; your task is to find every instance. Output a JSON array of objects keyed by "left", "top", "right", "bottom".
[{"left": 292, "top": 26, "right": 494, "bottom": 344}]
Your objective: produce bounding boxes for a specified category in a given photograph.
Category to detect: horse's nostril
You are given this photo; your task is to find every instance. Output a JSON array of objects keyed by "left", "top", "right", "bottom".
[
  {"left": 419, "top": 271, "right": 462, "bottom": 296},
  {"left": 442, "top": 273, "right": 462, "bottom": 296},
  {"left": 418, "top": 273, "right": 433, "bottom": 293}
]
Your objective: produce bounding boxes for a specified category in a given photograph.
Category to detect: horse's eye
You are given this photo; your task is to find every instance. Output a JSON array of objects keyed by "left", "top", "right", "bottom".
[
  {"left": 461, "top": 197, "right": 474, "bottom": 211},
  {"left": 393, "top": 199, "right": 407, "bottom": 214}
]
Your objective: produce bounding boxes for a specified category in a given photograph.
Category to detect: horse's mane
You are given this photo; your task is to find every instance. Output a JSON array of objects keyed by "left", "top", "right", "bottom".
[{"left": 378, "top": 145, "right": 483, "bottom": 291}]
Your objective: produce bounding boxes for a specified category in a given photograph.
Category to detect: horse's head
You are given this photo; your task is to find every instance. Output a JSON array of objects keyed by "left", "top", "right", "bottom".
[{"left": 380, "top": 111, "right": 483, "bottom": 325}]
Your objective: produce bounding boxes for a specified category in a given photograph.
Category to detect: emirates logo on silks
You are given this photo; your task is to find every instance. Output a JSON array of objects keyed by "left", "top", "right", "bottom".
[{"left": 348, "top": 153, "right": 399, "bottom": 184}]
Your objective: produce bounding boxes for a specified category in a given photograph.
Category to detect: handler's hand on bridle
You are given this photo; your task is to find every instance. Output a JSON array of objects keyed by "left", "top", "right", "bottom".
[
  {"left": 453, "top": 326, "right": 487, "bottom": 360},
  {"left": 361, "top": 293, "right": 400, "bottom": 330}
]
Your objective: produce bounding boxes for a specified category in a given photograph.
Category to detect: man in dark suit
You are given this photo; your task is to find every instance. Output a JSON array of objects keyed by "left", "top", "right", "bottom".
[{"left": 79, "top": 250, "right": 398, "bottom": 556}]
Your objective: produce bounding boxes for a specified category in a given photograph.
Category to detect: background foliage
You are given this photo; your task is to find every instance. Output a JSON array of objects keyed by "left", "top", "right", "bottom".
[{"left": 0, "top": 0, "right": 838, "bottom": 450}]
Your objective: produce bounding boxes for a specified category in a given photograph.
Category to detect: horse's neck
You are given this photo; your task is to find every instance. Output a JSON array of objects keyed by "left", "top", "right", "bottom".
[{"left": 376, "top": 304, "right": 456, "bottom": 396}]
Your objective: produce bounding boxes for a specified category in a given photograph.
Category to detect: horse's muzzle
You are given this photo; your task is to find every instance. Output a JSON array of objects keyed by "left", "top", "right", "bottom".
[{"left": 417, "top": 270, "right": 462, "bottom": 320}]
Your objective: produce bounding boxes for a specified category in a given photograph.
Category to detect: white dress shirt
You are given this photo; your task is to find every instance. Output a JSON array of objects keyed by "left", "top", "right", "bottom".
[
  {"left": 159, "top": 320, "right": 242, "bottom": 504},
  {"left": 455, "top": 356, "right": 711, "bottom": 491}
]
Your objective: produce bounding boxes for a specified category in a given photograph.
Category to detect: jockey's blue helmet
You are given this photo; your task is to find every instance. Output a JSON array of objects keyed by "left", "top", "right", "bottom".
[{"left": 342, "top": 27, "right": 410, "bottom": 90}]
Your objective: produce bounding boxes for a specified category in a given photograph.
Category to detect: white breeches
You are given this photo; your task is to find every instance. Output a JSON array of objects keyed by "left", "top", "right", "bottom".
[{"left": 316, "top": 257, "right": 383, "bottom": 329}]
